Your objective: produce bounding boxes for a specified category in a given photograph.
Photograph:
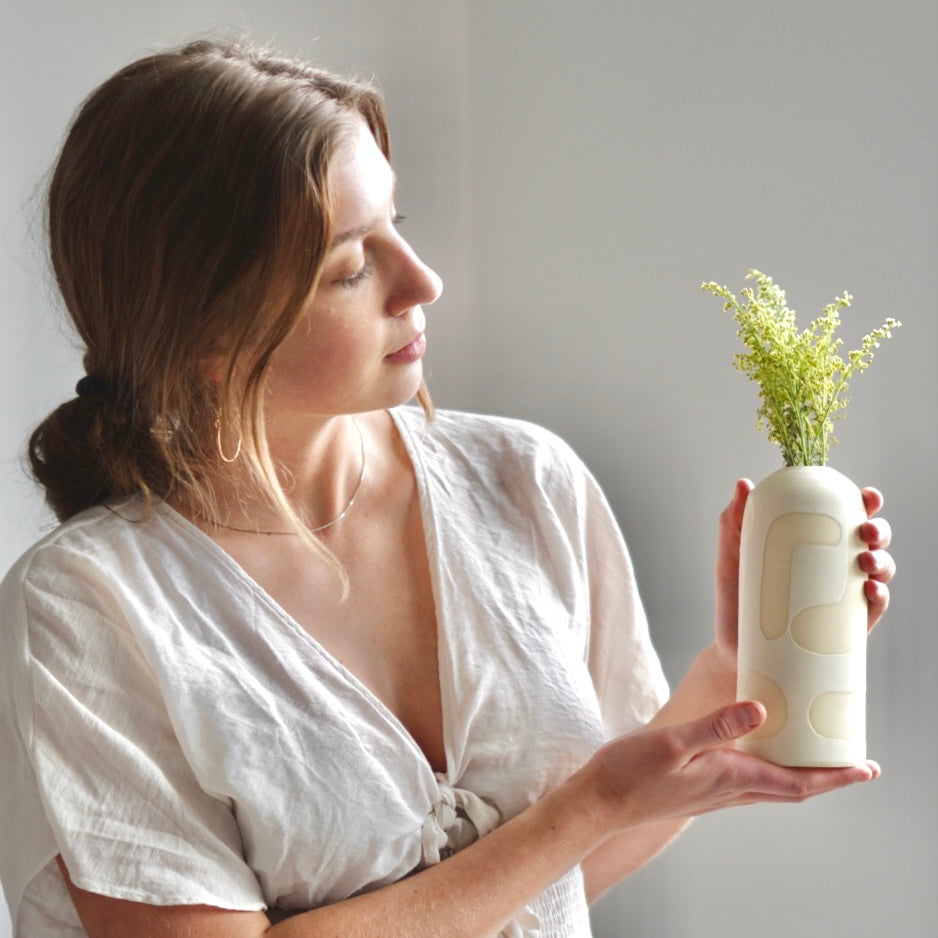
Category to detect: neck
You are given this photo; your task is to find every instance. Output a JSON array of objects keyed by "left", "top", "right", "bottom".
[{"left": 207, "top": 414, "right": 369, "bottom": 534}]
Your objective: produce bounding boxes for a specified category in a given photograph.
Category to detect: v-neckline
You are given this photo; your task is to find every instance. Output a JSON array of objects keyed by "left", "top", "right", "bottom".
[{"left": 157, "top": 407, "right": 454, "bottom": 781}]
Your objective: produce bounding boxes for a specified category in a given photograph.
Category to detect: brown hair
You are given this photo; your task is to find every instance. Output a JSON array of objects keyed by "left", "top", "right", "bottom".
[{"left": 29, "top": 38, "right": 422, "bottom": 551}]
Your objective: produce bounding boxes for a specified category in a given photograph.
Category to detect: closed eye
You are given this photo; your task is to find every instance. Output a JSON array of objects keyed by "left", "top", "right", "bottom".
[
  {"left": 336, "top": 261, "right": 374, "bottom": 289},
  {"left": 332, "top": 214, "right": 405, "bottom": 289}
]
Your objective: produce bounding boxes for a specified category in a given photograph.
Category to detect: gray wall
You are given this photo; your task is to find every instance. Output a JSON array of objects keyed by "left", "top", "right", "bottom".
[{"left": 2, "top": 1, "right": 935, "bottom": 935}]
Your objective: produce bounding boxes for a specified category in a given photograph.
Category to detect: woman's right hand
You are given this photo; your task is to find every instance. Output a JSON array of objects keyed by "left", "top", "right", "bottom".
[{"left": 579, "top": 700, "right": 879, "bottom": 832}]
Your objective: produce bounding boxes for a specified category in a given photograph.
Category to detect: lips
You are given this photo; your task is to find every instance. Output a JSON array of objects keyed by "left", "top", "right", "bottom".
[{"left": 385, "top": 333, "right": 427, "bottom": 364}]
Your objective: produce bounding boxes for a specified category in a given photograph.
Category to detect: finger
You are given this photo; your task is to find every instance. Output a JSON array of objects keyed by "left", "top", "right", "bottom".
[
  {"left": 729, "top": 478, "right": 754, "bottom": 521},
  {"left": 681, "top": 750, "right": 879, "bottom": 817},
  {"left": 861, "top": 486, "right": 884, "bottom": 518},
  {"left": 716, "top": 479, "right": 753, "bottom": 556},
  {"left": 865, "top": 578, "right": 890, "bottom": 629},
  {"left": 728, "top": 752, "right": 879, "bottom": 800},
  {"left": 859, "top": 548, "right": 896, "bottom": 583},
  {"left": 732, "top": 766, "right": 878, "bottom": 807},
  {"left": 758, "top": 759, "right": 879, "bottom": 799},
  {"left": 715, "top": 479, "right": 754, "bottom": 633},
  {"left": 860, "top": 517, "right": 892, "bottom": 550},
  {"left": 676, "top": 701, "right": 766, "bottom": 755}
]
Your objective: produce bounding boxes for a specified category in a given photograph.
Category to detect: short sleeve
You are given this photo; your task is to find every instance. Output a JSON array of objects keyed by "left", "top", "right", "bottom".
[
  {"left": 7, "top": 544, "right": 266, "bottom": 912},
  {"left": 577, "top": 468, "right": 670, "bottom": 740}
]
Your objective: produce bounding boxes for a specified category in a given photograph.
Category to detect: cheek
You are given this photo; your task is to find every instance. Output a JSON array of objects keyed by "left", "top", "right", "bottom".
[
  {"left": 271, "top": 311, "right": 372, "bottom": 391},
  {"left": 312, "top": 314, "right": 374, "bottom": 374}
]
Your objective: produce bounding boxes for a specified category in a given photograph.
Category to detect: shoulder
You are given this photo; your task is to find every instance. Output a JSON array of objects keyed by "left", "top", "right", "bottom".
[
  {"left": 0, "top": 498, "right": 189, "bottom": 655},
  {"left": 0, "top": 505, "right": 135, "bottom": 766},
  {"left": 0, "top": 497, "right": 200, "bottom": 734},
  {"left": 391, "top": 406, "right": 607, "bottom": 549},
  {"left": 1, "top": 505, "right": 113, "bottom": 600},
  {"left": 1, "top": 500, "right": 148, "bottom": 596},
  {"left": 393, "top": 406, "right": 588, "bottom": 485}
]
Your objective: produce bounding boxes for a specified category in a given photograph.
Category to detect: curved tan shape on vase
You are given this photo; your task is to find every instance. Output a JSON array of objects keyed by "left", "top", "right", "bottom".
[
  {"left": 737, "top": 671, "right": 788, "bottom": 740},
  {"left": 791, "top": 593, "right": 862, "bottom": 654},
  {"left": 760, "top": 512, "right": 841, "bottom": 641},
  {"left": 809, "top": 691, "right": 864, "bottom": 741}
]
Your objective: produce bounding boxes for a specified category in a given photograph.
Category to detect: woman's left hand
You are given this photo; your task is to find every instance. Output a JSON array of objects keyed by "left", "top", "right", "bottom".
[
  {"left": 712, "top": 478, "right": 895, "bottom": 678},
  {"left": 858, "top": 487, "right": 895, "bottom": 629}
]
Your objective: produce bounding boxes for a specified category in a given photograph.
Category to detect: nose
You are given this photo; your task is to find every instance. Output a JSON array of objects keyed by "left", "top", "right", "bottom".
[{"left": 388, "top": 237, "right": 443, "bottom": 316}]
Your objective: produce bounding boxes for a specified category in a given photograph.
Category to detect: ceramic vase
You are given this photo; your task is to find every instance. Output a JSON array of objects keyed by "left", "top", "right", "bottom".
[{"left": 736, "top": 466, "right": 868, "bottom": 767}]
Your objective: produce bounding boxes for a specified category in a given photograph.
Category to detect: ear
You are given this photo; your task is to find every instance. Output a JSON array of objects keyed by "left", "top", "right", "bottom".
[{"left": 198, "top": 342, "right": 228, "bottom": 384}]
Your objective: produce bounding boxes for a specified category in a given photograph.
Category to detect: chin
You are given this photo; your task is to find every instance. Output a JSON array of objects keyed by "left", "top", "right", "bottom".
[{"left": 390, "top": 370, "right": 426, "bottom": 409}]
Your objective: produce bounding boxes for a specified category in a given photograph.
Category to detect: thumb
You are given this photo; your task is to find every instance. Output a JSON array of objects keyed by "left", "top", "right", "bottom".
[{"left": 676, "top": 701, "right": 766, "bottom": 755}]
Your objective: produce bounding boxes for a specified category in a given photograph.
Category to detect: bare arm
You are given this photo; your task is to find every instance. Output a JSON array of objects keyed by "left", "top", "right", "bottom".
[
  {"left": 58, "top": 696, "right": 877, "bottom": 937},
  {"left": 581, "top": 480, "right": 895, "bottom": 903},
  {"left": 58, "top": 771, "right": 605, "bottom": 938}
]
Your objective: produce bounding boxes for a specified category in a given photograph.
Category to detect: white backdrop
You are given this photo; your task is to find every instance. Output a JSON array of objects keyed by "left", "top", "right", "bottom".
[{"left": 2, "top": 1, "right": 935, "bottom": 936}]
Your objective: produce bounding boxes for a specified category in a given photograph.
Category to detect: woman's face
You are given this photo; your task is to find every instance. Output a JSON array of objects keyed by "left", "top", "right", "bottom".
[{"left": 264, "top": 120, "right": 442, "bottom": 427}]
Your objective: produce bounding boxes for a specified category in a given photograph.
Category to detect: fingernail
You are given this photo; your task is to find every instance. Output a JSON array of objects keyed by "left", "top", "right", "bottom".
[{"left": 742, "top": 702, "right": 764, "bottom": 728}]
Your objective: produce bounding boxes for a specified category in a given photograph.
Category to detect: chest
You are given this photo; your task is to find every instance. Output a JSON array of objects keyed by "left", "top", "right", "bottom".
[
  {"left": 140, "top": 481, "right": 607, "bottom": 910},
  {"left": 219, "top": 491, "right": 445, "bottom": 772}
]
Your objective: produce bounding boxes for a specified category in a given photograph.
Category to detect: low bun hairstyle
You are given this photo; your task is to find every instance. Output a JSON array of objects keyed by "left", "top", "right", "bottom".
[
  {"left": 29, "top": 373, "right": 186, "bottom": 522},
  {"left": 29, "top": 38, "right": 396, "bottom": 527}
]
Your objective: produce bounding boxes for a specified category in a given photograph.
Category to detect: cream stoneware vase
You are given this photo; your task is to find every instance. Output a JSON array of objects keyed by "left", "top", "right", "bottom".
[{"left": 736, "top": 466, "right": 868, "bottom": 767}]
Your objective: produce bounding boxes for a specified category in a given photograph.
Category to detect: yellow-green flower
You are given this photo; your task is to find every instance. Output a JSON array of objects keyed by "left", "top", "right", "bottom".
[{"left": 702, "top": 270, "right": 900, "bottom": 467}]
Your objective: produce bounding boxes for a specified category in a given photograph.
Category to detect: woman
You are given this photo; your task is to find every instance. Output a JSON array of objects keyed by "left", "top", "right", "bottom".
[{"left": 0, "top": 39, "right": 894, "bottom": 937}]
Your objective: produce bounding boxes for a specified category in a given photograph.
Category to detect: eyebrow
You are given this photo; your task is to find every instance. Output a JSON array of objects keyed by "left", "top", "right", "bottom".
[{"left": 329, "top": 223, "right": 375, "bottom": 250}]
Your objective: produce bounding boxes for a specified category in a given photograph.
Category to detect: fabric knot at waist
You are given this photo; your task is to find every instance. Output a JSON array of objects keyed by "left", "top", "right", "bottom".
[
  {"left": 420, "top": 778, "right": 541, "bottom": 937},
  {"left": 421, "top": 778, "right": 501, "bottom": 863}
]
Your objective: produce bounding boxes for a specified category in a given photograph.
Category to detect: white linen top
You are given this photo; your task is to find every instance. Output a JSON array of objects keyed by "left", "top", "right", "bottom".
[{"left": 0, "top": 407, "right": 668, "bottom": 937}]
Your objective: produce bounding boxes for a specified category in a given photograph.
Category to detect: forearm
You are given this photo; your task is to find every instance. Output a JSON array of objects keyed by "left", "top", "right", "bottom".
[
  {"left": 581, "top": 644, "right": 735, "bottom": 901},
  {"left": 580, "top": 817, "right": 687, "bottom": 904},
  {"left": 268, "top": 772, "right": 608, "bottom": 937},
  {"left": 62, "top": 775, "right": 613, "bottom": 938}
]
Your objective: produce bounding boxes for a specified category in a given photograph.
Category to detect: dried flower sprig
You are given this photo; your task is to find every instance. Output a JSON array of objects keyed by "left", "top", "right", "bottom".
[{"left": 701, "top": 270, "right": 900, "bottom": 467}]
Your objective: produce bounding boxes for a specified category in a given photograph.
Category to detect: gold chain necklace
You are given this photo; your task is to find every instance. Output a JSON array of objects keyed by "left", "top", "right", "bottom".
[{"left": 202, "top": 417, "right": 366, "bottom": 535}]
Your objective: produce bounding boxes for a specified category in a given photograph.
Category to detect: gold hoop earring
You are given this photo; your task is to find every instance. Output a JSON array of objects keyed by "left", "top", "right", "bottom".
[{"left": 215, "top": 413, "right": 242, "bottom": 463}]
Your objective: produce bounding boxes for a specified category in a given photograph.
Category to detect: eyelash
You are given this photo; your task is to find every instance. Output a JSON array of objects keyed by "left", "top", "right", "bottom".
[
  {"left": 338, "top": 262, "right": 374, "bottom": 290},
  {"left": 335, "top": 214, "right": 406, "bottom": 289}
]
